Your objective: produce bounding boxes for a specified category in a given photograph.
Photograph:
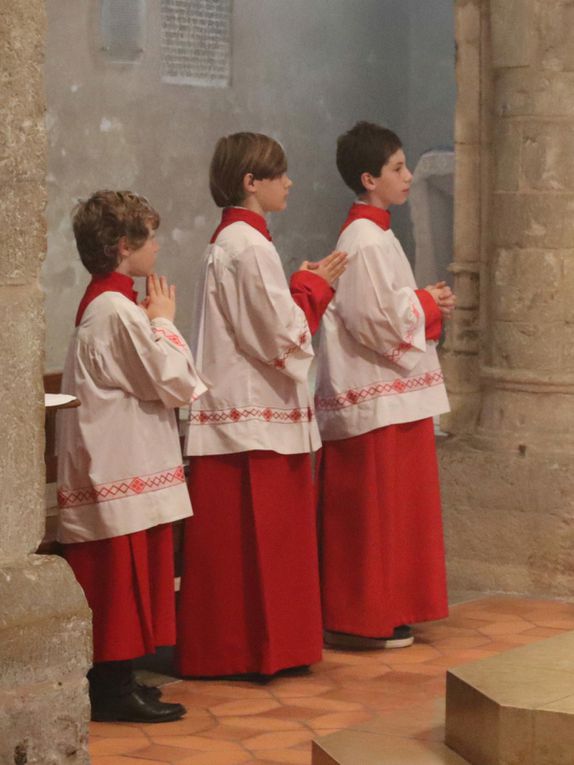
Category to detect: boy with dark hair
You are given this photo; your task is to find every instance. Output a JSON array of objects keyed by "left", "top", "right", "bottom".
[
  {"left": 57, "top": 190, "right": 206, "bottom": 721},
  {"left": 315, "top": 122, "right": 455, "bottom": 649}
]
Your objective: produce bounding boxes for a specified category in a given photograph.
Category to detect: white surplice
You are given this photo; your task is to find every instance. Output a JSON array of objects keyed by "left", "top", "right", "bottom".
[
  {"left": 57, "top": 291, "right": 207, "bottom": 543},
  {"left": 315, "top": 218, "right": 449, "bottom": 441},
  {"left": 182, "top": 221, "right": 321, "bottom": 456}
]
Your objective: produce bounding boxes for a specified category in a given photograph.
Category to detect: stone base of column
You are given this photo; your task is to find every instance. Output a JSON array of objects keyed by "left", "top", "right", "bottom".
[
  {"left": 0, "top": 554, "right": 92, "bottom": 764},
  {"left": 438, "top": 435, "right": 574, "bottom": 598}
]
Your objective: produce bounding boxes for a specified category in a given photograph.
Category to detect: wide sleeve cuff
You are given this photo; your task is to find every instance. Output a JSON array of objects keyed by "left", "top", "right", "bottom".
[
  {"left": 415, "top": 289, "right": 443, "bottom": 341},
  {"left": 289, "top": 270, "right": 335, "bottom": 335}
]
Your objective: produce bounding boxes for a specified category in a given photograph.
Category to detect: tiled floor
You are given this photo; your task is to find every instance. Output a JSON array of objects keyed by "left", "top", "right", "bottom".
[{"left": 89, "top": 596, "right": 574, "bottom": 765}]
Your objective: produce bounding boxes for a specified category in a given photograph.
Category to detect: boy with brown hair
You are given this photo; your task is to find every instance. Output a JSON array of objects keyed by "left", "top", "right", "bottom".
[
  {"left": 57, "top": 190, "right": 206, "bottom": 721},
  {"left": 177, "top": 132, "right": 346, "bottom": 678},
  {"left": 315, "top": 122, "right": 455, "bottom": 649}
]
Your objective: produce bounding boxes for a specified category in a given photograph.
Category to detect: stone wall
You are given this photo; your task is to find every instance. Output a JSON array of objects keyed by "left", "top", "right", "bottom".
[
  {"left": 0, "top": 2, "right": 92, "bottom": 762},
  {"left": 441, "top": 0, "right": 574, "bottom": 598}
]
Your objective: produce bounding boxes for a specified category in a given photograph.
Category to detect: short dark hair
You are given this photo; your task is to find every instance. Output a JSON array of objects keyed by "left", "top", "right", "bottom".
[
  {"left": 72, "top": 190, "right": 160, "bottom": 275},
  {"left": 336, "top": 121, "right": 403, "bottom": 195},
  {"left": 209, "top": 132, "right": 288, "bottom": 208}
]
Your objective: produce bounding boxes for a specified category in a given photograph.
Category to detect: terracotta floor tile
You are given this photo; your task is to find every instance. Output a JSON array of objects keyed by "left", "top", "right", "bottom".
[
  {"left": 127, "top": 742, "right": 200, "bottom": 761},
  {"left": 89, "top": 722, "right": 149, "bottom": 739},
  {"left": 243, "top": 730, "right": 315, "bottom": 751},
  {"left": 211, "top": 699, "right": 282, "bottom": 717},
  {"left": 253, "top": 747, "right": 311, "bottom": 763},
  {"left": 89, "top": 737, "right": 152, "bottom": 757},
  {"left": 306, "top": 710, "right": 374, "bottom": 732},
  {"left": 176, "top": 752, "right": 251, "bottom": 765},
  {"left": 148, "top": 735, "right": 248, "bottom": 752},
  {"left": 204, "top": 723, "right": 279, "bottom": 742},
  {"left": 140, "top": 711, "right": 215, "bottom": 736},
  {"left": 89, "top": 596, "right": 574, "bottom": 764},
  {"left": 91, "top": 758, "right": 167, "bottom": 765},
  {"left": 269, "top": 680, "right": 334, "bottom": 698},
  {"left": 217, "top": 716, "right": 305, "bottom": 732}
]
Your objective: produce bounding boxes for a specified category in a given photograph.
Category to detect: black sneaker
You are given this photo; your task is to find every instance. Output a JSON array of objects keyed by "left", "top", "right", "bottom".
[{"left": 324, "top": 625, "right": 414, "bottom": 650}]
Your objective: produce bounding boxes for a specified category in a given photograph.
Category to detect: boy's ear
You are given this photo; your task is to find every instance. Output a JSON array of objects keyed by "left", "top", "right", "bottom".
[
  {"left": 242, "top": 172, "right": 257, "bottom": 195},
  {"left": 117, "top": 236, "right": 131, "bottom": 261},
  {"left": 360, "top": 171, "right": 376, "bottom": 192}
]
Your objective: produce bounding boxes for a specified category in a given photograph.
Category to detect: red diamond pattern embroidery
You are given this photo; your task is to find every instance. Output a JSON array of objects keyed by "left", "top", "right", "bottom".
[
  {"left": 316, "top": 369, "right": 444, "bottom": 412},
  {"left": 58, "top": 465, "right": 186, "bottom": 509},
  {"left": 188, "top": 406, "right": 314, "bottom": 425}
]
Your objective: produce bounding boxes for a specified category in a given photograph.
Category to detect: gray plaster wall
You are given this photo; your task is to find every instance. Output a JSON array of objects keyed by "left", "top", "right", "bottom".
[{"left": 42, "top": 0, "right": 455, "bottom": 372}]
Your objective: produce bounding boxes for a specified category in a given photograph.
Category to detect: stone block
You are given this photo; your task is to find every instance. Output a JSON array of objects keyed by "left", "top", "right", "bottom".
[
  {"left": 494, "top": 69, "right": 533, "bottom": 118},
  {"left": 560, "top": 253, "right": 574, "bottom": 323},
  {"left": 0, "top": 555, "right": 91, "bottom": 765},
  {"left": 490, "top": 249, "right": 563, "bottom": 322},
  {"left": 522, "top": 122, "right": 574, "bottom": 191},
  {"left": 0, "top": 2, "right": 46, "bottom": 185},
  {"left": 449, "top": 266, "right": 479, "bottom": 311},
  {"left": 493, "top": 122, "right": 522, "bottom": 193},
  {"left": 446, "top": 632, "right": 574, "bottom": 765},
  {"left": 492, "top": 193, "right": 574, "bottom": 250},
  {"left": 439, "top": 437, "right": 574, "bottom": 596},
  {"left": 491, "top": 318, "right": 561, "bottom": 372},
  {"left": 478, "top": 385, "right": 574, "bottom": 444},
  {"left": 491, "top": 0, "right": 534, "bottom": 68},
  {"left": 0, "top": 182, "right": 47, "bottom": 286},
  {"left": 535, "top": 0, "right": 574, "bottom": 72},
  {"left": 312, "top": 729, "right": 469, "bottom": 765},
  {"left": 0, "top": 285, "right": 46, "bottom": 561},
  {"left": 454, "top": 144, "right": 481, "bottom": 263},
  {"left": 443, "top": 309, "right": 480, "bottom": 355},
  {"left": 455, "top": 0, "right": 482, "bottom": 145},
  {"left": 532, "top": 72, "right": 574, "bottom": 117}
]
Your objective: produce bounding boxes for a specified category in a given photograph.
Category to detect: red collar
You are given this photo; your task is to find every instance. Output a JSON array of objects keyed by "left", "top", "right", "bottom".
[
  {"left": 340, "top": 203, "right": 391, "bottom": 234},
  {"left": 75, "top": 271, "right": 138, "bottom": 326},
  {"left": 210, "top": 207, "right": 272, "bottom": 243}
]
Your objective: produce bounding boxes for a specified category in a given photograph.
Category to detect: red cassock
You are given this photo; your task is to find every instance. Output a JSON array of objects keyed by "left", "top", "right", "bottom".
[
  {"left": 177, "top": 207, "right": 332, "bottom": 676},
  {"left": 317, "top": 419, "right": 448, "bottom": 637},
  {"left": 64, "top": 524, "right": 176, "bottom": 663},
  {"left": 177, "top": 452, "right": 323, "bottom": 676},
  {"left": 314, "top": 203, "right": 450, "bottom": 637}
]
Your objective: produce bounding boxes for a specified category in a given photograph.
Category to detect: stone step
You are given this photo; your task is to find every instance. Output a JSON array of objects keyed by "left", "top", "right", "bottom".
[
  {"left": 312, "top": 730, "right": 470, "bottom": 764},
  {"left": 446, "top": 629, "right": 574, "bottom": 765}
]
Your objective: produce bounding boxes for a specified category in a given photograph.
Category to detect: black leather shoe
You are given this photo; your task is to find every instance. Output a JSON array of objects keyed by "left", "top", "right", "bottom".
[
  {"left": 137, "top": 682, "right": 162, "bottom": 701},
  {"left": 91, "top": 687, "right": 186, "bottom": 723}
]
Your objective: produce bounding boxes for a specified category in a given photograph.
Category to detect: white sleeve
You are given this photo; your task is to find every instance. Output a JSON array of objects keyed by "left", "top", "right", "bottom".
[
  {"left": 95, "top": 308, "right": 208, "bottom": 408},
  {"left": 336, "top": 244, "right": 427, "bottom": 372},
  {"left": 214, "top": 245, "right": 313, "bottom": 383}
]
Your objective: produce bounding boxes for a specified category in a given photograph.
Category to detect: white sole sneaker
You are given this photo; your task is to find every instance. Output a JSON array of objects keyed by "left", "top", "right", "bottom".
[{"left": 324, "top": 630, "right": 414, "bottom": 651}]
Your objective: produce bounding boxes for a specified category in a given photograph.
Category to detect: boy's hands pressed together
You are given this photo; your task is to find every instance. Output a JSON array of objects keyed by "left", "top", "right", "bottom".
[
  {"left": 425, "top": 281, "right": 456, "bottom": 319},
  {"left": 299, "top": 250, "right": 348, "bottom": 286},
  {"left": 142, "top": 273, "right": 177, "bottom": 323}
]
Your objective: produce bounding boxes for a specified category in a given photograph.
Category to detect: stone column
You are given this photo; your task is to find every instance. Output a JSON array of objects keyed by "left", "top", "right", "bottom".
[
  {"left": 439, "top": 0, "right": 486, "bottom": 434},
  {"left": 439, "top": 0, "right": 574, "bottom": 596},
  {"left": 0, "top": 2, "right": 92, "bottom": 762}
]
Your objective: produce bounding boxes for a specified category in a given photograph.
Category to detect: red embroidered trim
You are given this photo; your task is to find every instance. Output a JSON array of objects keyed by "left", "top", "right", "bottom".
[
  {"left": 58, "top": 465, "right": 186, "bottom": 509},
  {"left": 188, "top": 405, "right": 314, "bottom": 425},
  {"left": 381, "top": 299, "right": 421, "bottom": 364},
  {"left": 315, "top": 370, "right": 444, "bottom": 412},
  {"left": 271, "top": 331, "right": 309, "bottom": 369},
  {"left": 152, "top": 326, "right": 187, "bottom": 349}
]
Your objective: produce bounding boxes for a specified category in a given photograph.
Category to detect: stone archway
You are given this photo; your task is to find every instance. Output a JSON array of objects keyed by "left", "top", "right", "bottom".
[{"left": 0, "top": 2, "right": 91, "bottom": 762}]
